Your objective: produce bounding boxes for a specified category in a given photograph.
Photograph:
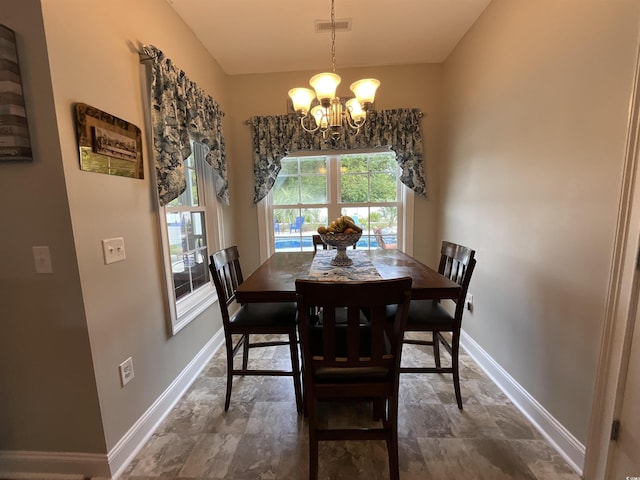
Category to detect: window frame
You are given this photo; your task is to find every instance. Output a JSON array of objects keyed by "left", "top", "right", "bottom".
[
  {"left": 257, "top": 148, "right": 414, "bottom": 262},
  {"left": 158, "top": 140, "right": 222, "bottom": 335}
]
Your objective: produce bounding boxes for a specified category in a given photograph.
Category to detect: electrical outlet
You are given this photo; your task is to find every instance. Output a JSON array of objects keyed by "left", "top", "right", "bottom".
[
  {"left": 119, "top": 357, "right": 134, "bottom": 386},
  {"left": 102, "top": 237, "right": 126, "bottom": 265},
  {"left": 466, "top": 293, "right": 474, "bottom": 311}
]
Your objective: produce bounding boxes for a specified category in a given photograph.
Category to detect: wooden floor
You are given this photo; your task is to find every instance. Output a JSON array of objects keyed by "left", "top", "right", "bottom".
[{"left": 120, "top": 333, "right": 581, "bottom": 480}]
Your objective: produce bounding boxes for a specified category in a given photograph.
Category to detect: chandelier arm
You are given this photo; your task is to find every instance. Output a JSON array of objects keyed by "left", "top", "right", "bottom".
[
  {"left": 343, "top": 110, "right": 366, "bottom": 131},
  {"left": 299, "top": 114, "right": 320, "bottom": 134}
]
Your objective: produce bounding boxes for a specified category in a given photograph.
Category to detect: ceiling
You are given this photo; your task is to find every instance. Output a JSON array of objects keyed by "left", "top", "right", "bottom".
[{"left": 165, "top": 0, "right": 492, "bottom": 75}]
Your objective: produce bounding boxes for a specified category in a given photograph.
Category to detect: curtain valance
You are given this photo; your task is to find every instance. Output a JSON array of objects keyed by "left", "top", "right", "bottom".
[
  {"left": 141, "top": 45, "right": 229, "bottom": 206},
  {"left": 249, "top": 108, "right": 426, "bottom": 203}
]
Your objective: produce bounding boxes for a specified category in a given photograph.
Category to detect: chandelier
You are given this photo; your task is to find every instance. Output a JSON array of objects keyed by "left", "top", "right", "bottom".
[{"left": 288, "top": 0, "right": 380, "bottom": 141}]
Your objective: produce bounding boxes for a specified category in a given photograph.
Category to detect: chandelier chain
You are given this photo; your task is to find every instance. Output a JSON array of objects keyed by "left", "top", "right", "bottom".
[
  {"left": 331, "top": 0, "right": 336, "bottom": 72},
  {"left": 287, "top": 0, "right": 379, "bottom": 143}
]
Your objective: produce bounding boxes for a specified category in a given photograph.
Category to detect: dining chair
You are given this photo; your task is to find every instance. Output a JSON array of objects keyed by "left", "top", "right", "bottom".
[
  {"left": 399, "top": 240, "right": 476, "bottom": 409},
  {"left": 295, "top": 277, "right": 412, "bottom": 480},
  {"left": 312, "top": 234, "right": 327, "bottom": 253},
  {"left": 209, "top": 246, "right": 302, "bottom": 412}
]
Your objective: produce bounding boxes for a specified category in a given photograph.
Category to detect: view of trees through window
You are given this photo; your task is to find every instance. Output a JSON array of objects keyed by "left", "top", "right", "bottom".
[{"left": 272, "top": 151, "right": 399, "bottom": 251}]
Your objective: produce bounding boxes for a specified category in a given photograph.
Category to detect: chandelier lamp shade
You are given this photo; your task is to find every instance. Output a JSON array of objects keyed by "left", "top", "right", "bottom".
[{"left": 288, "top": 0, "right": 380, "bottom": 141}]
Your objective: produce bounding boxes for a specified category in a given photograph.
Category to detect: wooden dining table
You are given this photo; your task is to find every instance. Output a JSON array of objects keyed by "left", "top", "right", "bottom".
[{"left": 236, "top": 249, "right": 461, "bottom": 303}]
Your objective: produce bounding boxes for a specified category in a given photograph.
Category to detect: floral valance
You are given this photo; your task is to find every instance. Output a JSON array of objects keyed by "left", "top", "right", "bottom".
[
  {"left": 141, "top": 45, "right": 229, "bottom": 206},
  {"left": 249, "top": 108, "right": 425, "bottom": 203}
]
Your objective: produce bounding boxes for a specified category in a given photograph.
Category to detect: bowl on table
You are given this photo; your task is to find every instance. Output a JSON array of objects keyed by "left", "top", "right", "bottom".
[{"left": 318, "top": 232, "right": 362, "bottom": 266}]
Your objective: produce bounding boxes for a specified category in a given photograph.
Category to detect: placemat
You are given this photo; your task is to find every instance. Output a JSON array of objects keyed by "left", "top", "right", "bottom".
[{"left": 305, "top": 250, "right": 382, "bottom": 281}]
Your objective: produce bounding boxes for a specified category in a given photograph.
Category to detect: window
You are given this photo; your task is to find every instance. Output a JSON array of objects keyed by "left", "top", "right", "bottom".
[
  {"left": 159, "top": 140, "right": 220, "bottom": 334},
  {"left": 268, "top": 150, "right": 406, "bottom": 252}
]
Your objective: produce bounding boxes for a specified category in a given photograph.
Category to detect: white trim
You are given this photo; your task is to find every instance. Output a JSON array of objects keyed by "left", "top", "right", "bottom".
[
  {"left": 460, "top": 330, "right": 585, "bottom": 476},
  {"left": 400, "top": 184, "right": 414, "bottom": 256},
  {"left": 0, "top": 452, "right": 109, "bottom": 479},
  {"left": 173, "top": 283, "right": 217, "bottom": 334},
  {"left": 108, "top": 328, "right": 224, "bottom": 478},
  {"left": 584, "top": 41, "right": 640, "bottom": 480},
  {"left": 0, "top": 329, "right": 225, "bottom": 480},
  {"left": 257, "top": 193, "right": 272, "bottom": 264}
]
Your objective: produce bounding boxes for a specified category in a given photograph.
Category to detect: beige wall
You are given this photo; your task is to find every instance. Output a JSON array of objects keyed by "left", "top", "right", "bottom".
[
  {"left": 0, "top": 0, "right": 104, "bottom": 453},
  {"left": 227, "top": 64, "right": 444, "bottom": 273},
  {"left": 3, "top": 0, "right": 640, "bottom": 473},
  {"left": 441, "top": 0, "right": 640, "bottom": 443},
  {"left": 0, "top": 0, "right": 232, "bottom": 456}
]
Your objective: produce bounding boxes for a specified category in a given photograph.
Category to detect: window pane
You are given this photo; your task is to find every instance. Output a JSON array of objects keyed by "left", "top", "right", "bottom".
[
  {"left": 370, "top": 172, "right": 397, "bottom": 202},
  {"left": 300, "top": 156, "right": 326, "bottom": 174},
  {"left": 167, "top": 209, "right": 208, "bottom": 299},
  {"left": 185, "top": 212, "right": 206, "bottom": 250},
  {"left": 369, "top": 153, "right": 396, "bottom": 172},
  {"left": 190, "top": 248, "right": 209, "bottom": 290},
  {"left": 274, "top": 207, "right": 327, "bottom": 252},
  {"left": 300, "top": 175, "right": 327, "bottom": 204},
  {"left": 273, "top": 176, "right": 299, "bottom": 205},
  {"left": 279, "top": 157, "right": 298, "bottom": 175},
  {"left": 370, "top": 206, "right": 398, "bottom": 248},
  {"left": 165, "top": 161, "right": 199, "bottom": 207},
  {"left": 341, "top": 154, "right": 367, "bottom": 173},
  {"left": 340, "top": 173, "right": 368, "bottom": 203}
]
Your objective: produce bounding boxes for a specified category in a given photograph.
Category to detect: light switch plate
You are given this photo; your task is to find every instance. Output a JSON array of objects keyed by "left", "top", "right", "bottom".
[
  {"left": 33, "top": 246, "right": 53, "bottom": 274},
  {"left": 102, "top": 237, "right": 126, "bottom": 264}
]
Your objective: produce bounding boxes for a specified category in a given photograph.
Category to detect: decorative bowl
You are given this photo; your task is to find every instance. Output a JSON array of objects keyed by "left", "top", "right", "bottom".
[{"left": 319, "top": 232, "right": 362, "bottom": 266}]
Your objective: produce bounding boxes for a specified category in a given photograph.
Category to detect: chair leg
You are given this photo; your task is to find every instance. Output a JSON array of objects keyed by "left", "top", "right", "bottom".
[
  {"left": 432, "top": 330, "right": 441, "bottom": 368},
  {"left": 451, "top": 329, "right": 463, "bottom": 409},
  {"left": 241, "top": 334, "right": 250, "bottom": 370},
  {"left": 288, "top": 330, "right": 303, "bottom": 413},
  {"left": 307, "top": 399, "right": 319, "bottom": 480},
  {"left": 387, "top": 396, "right": 400, "bottom": 480},
  {"left": 224, "top": 337, "right": 234, "bottom": 411}
]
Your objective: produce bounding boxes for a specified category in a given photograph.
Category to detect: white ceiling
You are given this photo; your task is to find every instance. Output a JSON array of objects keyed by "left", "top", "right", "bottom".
[{"left": 165, "top": 0, "right": 492, "bottom": 75}]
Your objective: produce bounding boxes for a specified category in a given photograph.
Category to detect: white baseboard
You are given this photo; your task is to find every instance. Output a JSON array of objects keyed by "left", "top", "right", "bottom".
[
  {"left": 0, "top": 328, "right": 225, "bottom": 480},
  {"left": 0, "top": 451, "right": 109, "bottom": 478},
  {"left": 460, "top": 330, "right": 585, "bottom": 476},
  {"left": 108, "top": 328, "right": 224, "bottom": 478}
]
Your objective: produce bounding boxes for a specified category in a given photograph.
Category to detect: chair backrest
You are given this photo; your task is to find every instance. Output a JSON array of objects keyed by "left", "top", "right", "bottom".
[
  {"left": 438, "top": 241, "right": 476, "bottom": 316},
  {"left": 209, "top": 246, "right": 244, "bottom": 324},
  {"left": 295, "top": 277, "right": 412, "bottom": 396},
  {"left": 312, "top": 234, "right": 327, "bottom": 253}
]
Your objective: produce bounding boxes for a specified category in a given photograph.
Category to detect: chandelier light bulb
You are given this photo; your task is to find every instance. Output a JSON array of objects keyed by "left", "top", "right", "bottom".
[
  {"left": 309, "top": 72, "right": 341, "bottom": 107},
  {"left": 288, "top": 88, "right": 315, "bottom": 115},
  {"left": 350, "top": 78, "right": 380, "bottom": 107}
]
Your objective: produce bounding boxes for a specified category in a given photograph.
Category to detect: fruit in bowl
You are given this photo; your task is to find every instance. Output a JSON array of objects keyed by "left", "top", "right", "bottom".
[{"left": 317, "top": 215, "right": 362, "bottom": 235}]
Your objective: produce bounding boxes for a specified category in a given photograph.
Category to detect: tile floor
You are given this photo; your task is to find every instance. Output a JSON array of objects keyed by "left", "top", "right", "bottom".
[{"left": 120, "top": 334, "right": 582, "bottom": 480}]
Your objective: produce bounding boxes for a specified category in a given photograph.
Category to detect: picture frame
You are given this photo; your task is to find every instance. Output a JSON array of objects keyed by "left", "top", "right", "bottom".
[
  {"left": 0, "top": 24, "right": 32, "bottom": 162},
  {"left": 74, "top": 103, "right": 143, "bottom": 179}
]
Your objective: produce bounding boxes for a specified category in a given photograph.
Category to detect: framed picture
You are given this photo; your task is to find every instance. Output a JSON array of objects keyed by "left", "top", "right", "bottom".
[
  {"left": 75, "top": 103, "right": 143, "bottom": 179},
  {"left": 0, "top": 24, "right": 32, "bottom": 162}
]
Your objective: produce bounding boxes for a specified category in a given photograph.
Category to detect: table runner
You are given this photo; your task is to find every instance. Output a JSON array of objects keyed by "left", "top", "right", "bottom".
[{"left": 306, "top": 250, "right": 382, "bottom": 281}]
